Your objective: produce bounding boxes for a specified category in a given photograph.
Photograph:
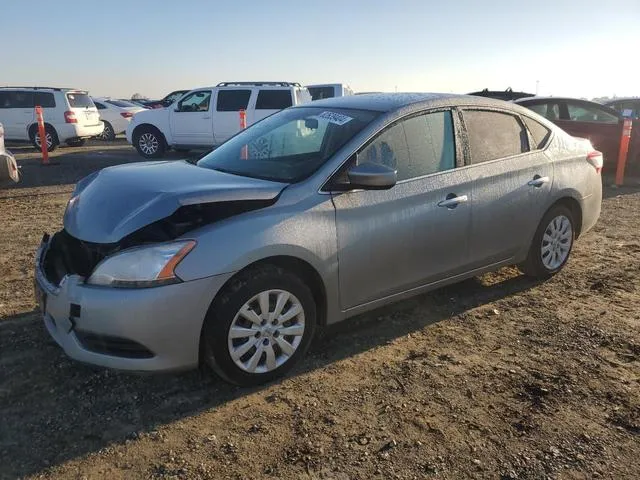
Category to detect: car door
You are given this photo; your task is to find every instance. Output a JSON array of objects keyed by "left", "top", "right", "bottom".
[
  {"left": 212, "top": 88, "right": 252, "bottom": 145},
  {"left": 461, "top": 109, "right": 554, "bottom": 268},
  {"left": 556, "top": 101, "right": 622, "bottom": 166},
  {"left": 330, "top": 109, "right": 473, "bottom": 310},
  {"left": 1, "top": 91, "right": 34, "bottom": 140},
  {"left": 170, "top": 89, "right": 213, "bottom": 146}
]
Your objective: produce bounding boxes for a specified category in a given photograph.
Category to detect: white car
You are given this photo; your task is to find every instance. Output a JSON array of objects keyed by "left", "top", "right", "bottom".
[
  {"left": 307, "top": 83, "right": 354, "bottom": 101},
  {"left": 0, "top": 122, "right": 19, "bottom": 186},
  {"left": 126, "top": 82, "right": 312, "bottom": 158},
  {"left": 92, "top": 98, "right": 145, "bottom": 141},
  {"left": 0, "top": 87, "right": 104, "bottom": 151}
]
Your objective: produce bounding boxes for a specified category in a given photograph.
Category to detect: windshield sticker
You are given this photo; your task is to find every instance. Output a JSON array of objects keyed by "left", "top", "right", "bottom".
[{"left": 314, "top": 111, "right": 353, "bottom": 125}]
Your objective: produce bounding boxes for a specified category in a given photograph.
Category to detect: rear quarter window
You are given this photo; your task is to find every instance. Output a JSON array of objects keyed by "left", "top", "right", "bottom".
[
  {"left": 522, "top": 116, "right": 552, "bottom": 149},
  {"left": 256, "top": 90, "right": 293, "bottom": 110}
]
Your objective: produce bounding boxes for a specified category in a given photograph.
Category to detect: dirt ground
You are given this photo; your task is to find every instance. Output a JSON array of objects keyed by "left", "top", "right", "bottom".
[{"left": 1, "top": 141, "right": 639, "bottom": 480}]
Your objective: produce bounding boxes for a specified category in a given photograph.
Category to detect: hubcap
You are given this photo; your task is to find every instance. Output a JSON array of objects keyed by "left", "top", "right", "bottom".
[
  {"left": 35, "top": 132, "right": 53, "bottom": 149},
  {"left": 541, "top": 215, "right": 572, "bottom": 270},
  {"left": 139, "top": 132, "right": 158, "bottom": 154},
  {"left": 228, "top": 289, "right": 305, "bottom": 374}
]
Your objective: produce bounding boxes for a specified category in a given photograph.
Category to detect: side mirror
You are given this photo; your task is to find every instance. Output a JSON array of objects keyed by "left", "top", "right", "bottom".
[{"left": 347, "top": 162, "right": 397, "bottom": 190}]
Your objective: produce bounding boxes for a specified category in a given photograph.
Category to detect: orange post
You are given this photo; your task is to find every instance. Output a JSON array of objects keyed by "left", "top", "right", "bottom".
[
  {"left": 35, "top": 106, "right": 49, "bottom": 165},
  {"left": 615, "top": 118, "right": 633, "bottom": 186},
  {"left": 239, "top": 109, "right": 248, "bottom": 160}
]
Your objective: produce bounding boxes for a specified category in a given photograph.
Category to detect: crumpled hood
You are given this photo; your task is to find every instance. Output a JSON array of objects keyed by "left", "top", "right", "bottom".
[{"left": 64, "top": 160, "right": 286, "bottom": 243}]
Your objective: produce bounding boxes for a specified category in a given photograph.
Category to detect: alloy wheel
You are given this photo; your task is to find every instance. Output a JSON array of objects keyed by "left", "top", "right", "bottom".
[
  {"left": 541, "top": 215, "right": 573, "bottom": 270},
  {"left": 139, "top": 132, "right": 159, "bottom": 155}
]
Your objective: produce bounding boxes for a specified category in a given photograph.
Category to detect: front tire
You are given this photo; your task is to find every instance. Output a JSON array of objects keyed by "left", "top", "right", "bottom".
[
  {"left": 30, "top": 125, "right": 58, "bottom": 152},
  {"left": 520, "top": 205, "right": 575, "bottom": 279},
  {"left": 201, "top": 265, "right": 317, "bottom": 386},
  {"left": 133, "top": 126, "right": 165, "bottom": 158}
]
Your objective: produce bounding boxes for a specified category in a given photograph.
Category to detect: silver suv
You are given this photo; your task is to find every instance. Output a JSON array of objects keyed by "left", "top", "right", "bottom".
[{"left": 36, "top": 93, "right": 602, "bottom": 385}]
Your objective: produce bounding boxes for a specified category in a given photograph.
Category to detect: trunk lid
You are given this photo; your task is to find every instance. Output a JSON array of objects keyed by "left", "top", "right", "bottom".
[{"left": 65, "top": 91, "right": 101, "bottom": 127}]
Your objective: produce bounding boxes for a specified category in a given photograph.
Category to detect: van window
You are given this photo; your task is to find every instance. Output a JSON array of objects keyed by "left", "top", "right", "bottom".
[
  {"left": 34, "top": 92, "right": 56, "bottom": 108},
  {"left": 463, "top": 110, "right": 529, "bottom": 164},
  {"left": 66, "top": 93, "right": 95, "bottom": 108},
  {"left": 216, "top": 90, "right": 251, "bottom": 111},
  {"left": 0, "top": 92, "right": 12, "bottom": 108},
  {"left": 4, "top": 91, "right": 35, "bottom": 109},
  {"left": 256, "top": 90, "right": 293, "bottom": 110}
]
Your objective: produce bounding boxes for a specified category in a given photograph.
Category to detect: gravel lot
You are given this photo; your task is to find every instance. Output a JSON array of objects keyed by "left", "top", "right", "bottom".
[{"left": 1, "top": 141, "right": 639, "bottom": 479}]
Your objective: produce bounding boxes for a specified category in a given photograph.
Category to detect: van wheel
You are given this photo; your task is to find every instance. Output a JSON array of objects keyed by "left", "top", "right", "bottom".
[
  {"left": 201, "top": 265, "right": 317, "bottom": 386},
  {"left": 133, "top": 127, "right": 165, "bottom": 158},
  {"left": 30, "top": 125, "right": 58, "bottom": 152},
  {"left": 520, "top": 205, "right": 575, "bottom": 279}
]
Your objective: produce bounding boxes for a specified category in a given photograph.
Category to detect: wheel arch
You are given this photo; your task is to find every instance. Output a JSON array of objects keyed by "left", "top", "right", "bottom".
[{"left": 548, "top": 195, "right": 583, "bottom": 238}]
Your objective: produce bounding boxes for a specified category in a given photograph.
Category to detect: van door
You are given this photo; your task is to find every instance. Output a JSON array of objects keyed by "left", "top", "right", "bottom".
[
  {"left": 170, "top": 89, "right": 214, "bottom": 146},
  {"left": 212, "top": 88, "right": 252, "bottom": 145},
  {"left": 0, "top": 91, "right": 35, "bottom": 140}
]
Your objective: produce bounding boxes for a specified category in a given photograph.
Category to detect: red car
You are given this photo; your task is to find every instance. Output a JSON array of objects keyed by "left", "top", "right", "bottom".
[{"left": 515, "top": 97, "right": 639, "bottom": 171}]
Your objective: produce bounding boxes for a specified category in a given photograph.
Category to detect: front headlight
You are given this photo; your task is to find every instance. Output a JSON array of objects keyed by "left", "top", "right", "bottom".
[{"left": 87, "top": 240, "right": 196, "bottom": 288}]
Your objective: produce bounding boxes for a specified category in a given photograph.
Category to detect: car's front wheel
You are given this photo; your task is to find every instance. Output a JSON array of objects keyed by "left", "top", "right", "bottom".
[
  {"left": 520, "top": 205, "right": 575, "bottom": 279},
  {"left": 201, "top": 265, "right": 317, "bottom": 386},
  {"left": 133, "top": 127, "right": 165, "bottom": 158}
]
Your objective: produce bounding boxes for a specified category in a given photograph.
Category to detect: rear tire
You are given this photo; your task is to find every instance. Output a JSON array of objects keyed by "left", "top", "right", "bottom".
[
  {"left": 201, "top": 265, "right": 317, "bottom": 386},
  {"left": 133, "top": 126, "right": 165, "bottom": 158},
  {"left": 30, "top": 125, "right": 58, "bottom": 152},
  {"left": 98, "top": 121, "right": 116, "bottom": 141},
  {"left": 520, "top": 205, "right": 575, "bottom": 279}
]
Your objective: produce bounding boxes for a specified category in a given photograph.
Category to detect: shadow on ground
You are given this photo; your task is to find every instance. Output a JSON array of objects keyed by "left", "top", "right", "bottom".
[{"left": 0, "top": 272, "right": 539, "bottom": 478}]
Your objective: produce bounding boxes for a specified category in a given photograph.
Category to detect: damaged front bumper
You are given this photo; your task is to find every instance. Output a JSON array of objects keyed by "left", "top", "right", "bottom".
[{"left": 35, "top": 234, "right": 234, "bottom": 372}]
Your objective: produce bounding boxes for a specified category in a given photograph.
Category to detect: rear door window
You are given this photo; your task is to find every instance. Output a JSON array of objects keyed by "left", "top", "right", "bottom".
[
  {"left": 66, "top": 93, "right": 95, "bottom": 108},
  {"left": 34, "top": 92, "right": 56, "bottom": 108},
  {"left": 522, "top": 116, "right": 552, "bottom": 149},
  {"left": 255, "top": 90, "right": 293, "bottom": 110},
  {"left": 566, "top": 103, "right": 619, "bottom": 124},
  {"left": 216, "top": 89, "right": 252, "bottom": 111},
  {"left": 9, "top": 91, "right": 35, "bottom": 108},
  {"left": 463, "top": 110, "right": 529, "bottom": 164}
]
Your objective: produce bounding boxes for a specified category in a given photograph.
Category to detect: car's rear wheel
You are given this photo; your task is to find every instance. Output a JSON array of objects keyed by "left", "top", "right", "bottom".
[
  {"left": 30, "top": 125, "right": 58, "bottom": 152},
  {"left": 201, "top": 265, "right": 316, "bottom": 386},
  {"left": 133, "top": 127, "right": 165, "bottom": 158},
  {"left": 520, "top": 205, "right": 575, "bottom": 279},
  {"left": 98, "top": 121, "right": 116, "bottom": 141}
]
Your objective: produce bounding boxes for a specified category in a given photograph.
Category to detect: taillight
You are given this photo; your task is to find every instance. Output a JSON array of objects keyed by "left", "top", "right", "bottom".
[
  {"left": 120, "top": 111, "right": 134, "bottom": 119},
  {"left": 64, "top": 111, "right": 77, "bottom": 124},
  {"left": 587, "top": 151, "right": 603, "bottom": 174}
]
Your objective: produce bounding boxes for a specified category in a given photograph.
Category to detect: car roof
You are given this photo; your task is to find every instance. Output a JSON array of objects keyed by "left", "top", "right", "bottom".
[{"left": 296, "top": 92, "right": 521, "bottom": 113}]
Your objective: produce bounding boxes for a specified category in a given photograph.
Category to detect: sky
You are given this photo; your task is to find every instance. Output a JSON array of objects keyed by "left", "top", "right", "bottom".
[{"left": 3, "top": 0, "right": 639, "bottom": 100}]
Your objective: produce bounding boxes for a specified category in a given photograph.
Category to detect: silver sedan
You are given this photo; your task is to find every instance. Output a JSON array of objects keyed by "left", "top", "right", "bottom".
[{"left": 35, "top": 93, "right": 602, "bottom": 385}]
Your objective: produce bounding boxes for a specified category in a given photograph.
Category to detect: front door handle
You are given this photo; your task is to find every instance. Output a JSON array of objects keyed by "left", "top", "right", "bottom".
[
  {"left": 438, "top": 194, "right": 468, "bottom": 208},
  {"left": 527, "top": 176, "right": 550, "bottom": 187}
]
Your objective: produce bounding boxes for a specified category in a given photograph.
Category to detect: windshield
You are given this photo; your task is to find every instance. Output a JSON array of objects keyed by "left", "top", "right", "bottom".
[{"left": 197, "top": 107, "right": 378, "bottom": 182}]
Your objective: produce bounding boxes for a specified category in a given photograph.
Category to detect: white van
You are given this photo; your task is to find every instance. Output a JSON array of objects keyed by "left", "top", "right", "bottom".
[
  {"left": 306, "top": 84, "right": 354, "bottom": 101},
  {"left": 126, "top": 82, "right": 312, "bottom": 158},
  {"left": 0, "top": 87, "right": 104, "bottom": 151}
]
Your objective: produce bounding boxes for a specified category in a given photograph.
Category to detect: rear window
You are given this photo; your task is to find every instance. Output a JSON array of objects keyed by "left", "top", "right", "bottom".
[
  {"left": 66, "top": 93, "right": 94, "bottom": 108},
  {"left": 308, "top": 87, "right": 335, "bottom": 101},
  {"left": 256, "top": 90, "right": 293, "bottom": 110},
  {"left": 105, "top": 99, "right": 137, "bottom": 108},
  {"left": 463, "top": 110, "right": 529, "bottom": 164},
  {"left": 34, "top": 92, "right": 56, "bottom": 108},
  {"left": 216, "top": 90, "right": 251, "bottom": 111},
  {"left": 523, "top": 116, "right": 551, "bottom": 149}
]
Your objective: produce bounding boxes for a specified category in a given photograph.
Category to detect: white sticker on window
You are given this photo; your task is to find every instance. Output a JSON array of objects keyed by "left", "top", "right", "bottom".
[{"left": 314, "top": 111, "right": 353, "bottom": 125}]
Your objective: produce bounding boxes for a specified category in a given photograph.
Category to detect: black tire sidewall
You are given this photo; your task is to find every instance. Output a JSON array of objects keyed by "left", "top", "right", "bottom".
[
  {"left": 527, "top": 205, "right": 575, "bottom": 277},
  {"left": 134, "top": 128, "right": 165, "bottom": 158},
  {"left": 202, "top": 266, "right": 317, "bottom": 386},
  {"left": 102, "top": 122, "right": 115, "bottom": 141}
]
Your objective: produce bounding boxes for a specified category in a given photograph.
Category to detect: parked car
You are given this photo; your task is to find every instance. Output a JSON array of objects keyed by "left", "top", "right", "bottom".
[
  {"left": 140, "top": 90, "right": 190, "bottom": 109},
  {"left": 126, "top": 82, "right": 312, "bottom": 158},
  {"left": 515, "top": 97, "right": 640, "bottom": 169},
  {"left": 92, "top": 98, "right": 146, "bottom": 140},
  {"left": 0, "top": 122, "right": 19, "bottom": 187},
  {"left": 603, "top": 98, "right": 640, "bottom": 119},
  {"left": 307, "top": 83, "right": 354, "bottom": 101},
  {"left": 125, "top": 99, "right": 150, "bottom": 108},
  {"left": 468, "top": 88, "right": 535, "bottom": 101},
  {"left": 0, "top": 87, "right": 103, "bottom": 151},
  {"left": 36, "top": 93, "right": 602, "bottom": 385}
]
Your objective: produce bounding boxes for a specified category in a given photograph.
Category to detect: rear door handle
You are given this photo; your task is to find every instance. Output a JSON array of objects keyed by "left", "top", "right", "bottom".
[
  {"left": 527, "top": 176, "right": 550, "bottom": 187},
  {"left": 438, "top": 194, "right": 468, "bottom": 208}
]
